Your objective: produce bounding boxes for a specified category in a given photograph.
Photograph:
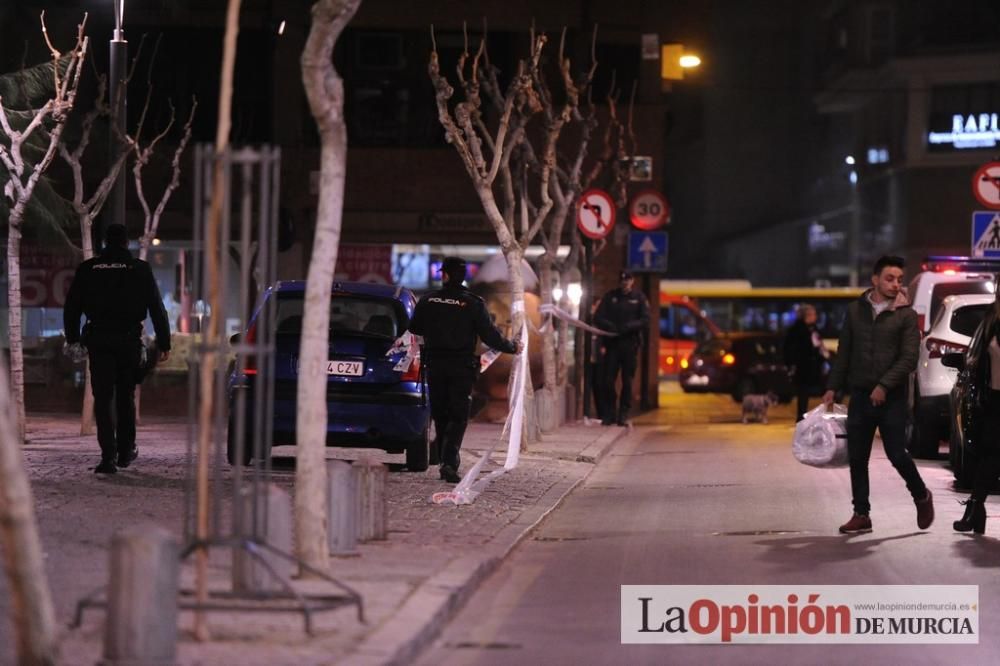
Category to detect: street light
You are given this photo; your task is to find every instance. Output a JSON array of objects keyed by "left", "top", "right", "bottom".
[{"left": 104, "top": 0, "right": 128, "bottom": 247}]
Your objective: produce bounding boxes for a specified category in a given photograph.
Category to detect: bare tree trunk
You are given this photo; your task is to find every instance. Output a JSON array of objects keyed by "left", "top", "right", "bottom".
[
  {"left": 297, "top": 0, "right": 361, "bottom": 576},
  {"left": 0, "top": 357, "right": 57, "bottom": 665},
  {"left": 80, "top": 223, "right": 95, "bottom": 434},
  {"left": 538, "top": 255, "right": 557, "bottom": 391},
  {"left": 6, "top": 226, "right": 25, "bottom": 441},
  {"left": 0, "top": 16, "right": 89, "bottom": 440}
]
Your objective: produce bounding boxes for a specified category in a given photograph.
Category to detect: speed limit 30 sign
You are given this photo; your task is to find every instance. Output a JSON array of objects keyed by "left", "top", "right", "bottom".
[{"left": 629, "top": 189, "right": 670, "bottom": 230}]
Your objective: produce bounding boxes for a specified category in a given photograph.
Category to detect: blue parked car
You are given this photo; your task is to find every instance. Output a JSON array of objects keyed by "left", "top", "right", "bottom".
[{"left": 227, "top": 281, "right": 430, "bottom": 471}]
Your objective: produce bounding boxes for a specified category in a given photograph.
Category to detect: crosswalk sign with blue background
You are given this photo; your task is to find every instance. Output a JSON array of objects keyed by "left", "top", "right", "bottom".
[
  {"left": 627, "top": 231, "right": 668, "bottom": 273},
  {"left": 972, "top": 211, "right": 1000, "bottom": 258}
]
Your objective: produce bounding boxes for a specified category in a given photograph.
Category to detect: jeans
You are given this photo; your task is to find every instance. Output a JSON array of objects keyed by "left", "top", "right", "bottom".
[{"left": 846, "top": 388, "right": 927, "bottom": 516}]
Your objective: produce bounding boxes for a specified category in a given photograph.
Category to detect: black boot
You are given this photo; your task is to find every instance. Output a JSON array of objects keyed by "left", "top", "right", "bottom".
[{"left": 953, "top": 498, "right": 986, "bottom": 534}]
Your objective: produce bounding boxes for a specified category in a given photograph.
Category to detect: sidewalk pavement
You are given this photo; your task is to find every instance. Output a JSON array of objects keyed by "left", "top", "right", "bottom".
[{"left": 0, "top": 413, "right": 629, "bottom": 666}]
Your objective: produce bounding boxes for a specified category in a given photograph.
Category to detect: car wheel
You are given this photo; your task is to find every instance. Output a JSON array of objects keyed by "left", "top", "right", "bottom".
[{"left": 405, "top": 428, "right": 429, "bottom": 472}]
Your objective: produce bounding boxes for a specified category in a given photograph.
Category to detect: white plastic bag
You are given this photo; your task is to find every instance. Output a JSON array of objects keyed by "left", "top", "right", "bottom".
[{"left": 793, "top": 404, "right": 848, "bottom": 468}]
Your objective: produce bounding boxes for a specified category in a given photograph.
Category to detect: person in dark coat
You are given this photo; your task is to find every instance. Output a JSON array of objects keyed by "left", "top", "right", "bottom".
[
  {"left": 408, "top": 256, "right": 522, "bottom": 483},
  {"left": 953, "top": 273, "right": 1000, "bottom": 534},
  {"left": 783, "top": 303, "right": 829, "bottom": 421},
  {"left": 63, "top": 224, "right": 171, "bottom": 474},
  {"left": 823, "top": 255, "right": 933, "bottom": 534},
  {"left": 594, "top": 270, "right": 650, "bottom": 426}
]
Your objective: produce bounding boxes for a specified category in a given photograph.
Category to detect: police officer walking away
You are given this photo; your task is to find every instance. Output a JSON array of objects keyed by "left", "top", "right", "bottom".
[
  {"left": 408, "top": 257, "right": 521, "bottom": 483},
  {"left": 64, "top": 224, "right": 172, "bottom": 474},
  {"left": 595, "top": 270, "right": 650, "bottom": 426}
]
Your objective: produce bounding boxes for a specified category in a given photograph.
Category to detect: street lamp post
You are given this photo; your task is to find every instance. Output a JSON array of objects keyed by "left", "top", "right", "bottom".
[{"left": 104, "top": 0, "right": 128, "bottom": 248}]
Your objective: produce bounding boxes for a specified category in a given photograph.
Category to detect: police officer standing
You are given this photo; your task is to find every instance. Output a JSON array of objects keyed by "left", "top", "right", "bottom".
[
  {"left": 64, "top": 224, "right": 172, "bottom": 474},
  {"left": 408, "top": 257, "right": 521, "bottom": 483},
  {"left": 594, "top": 270, "right": 650, "bottom": 425}
]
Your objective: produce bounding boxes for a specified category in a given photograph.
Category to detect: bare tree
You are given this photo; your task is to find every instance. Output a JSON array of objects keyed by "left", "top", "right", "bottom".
[
  {"left": 0, "top": 14, "right": 89, "bottom": 441},
  {"left": 430, "top": 25, "right": 592, "bottom": 437},
  {"left": 132, "top": 75, "right": 198, "bottom": 260},
  {"left": 531, "top": 28, "right": 597, "bottom": 403},
  {"left": 297, "top": 0, "right": 362, "bottom": 575}
]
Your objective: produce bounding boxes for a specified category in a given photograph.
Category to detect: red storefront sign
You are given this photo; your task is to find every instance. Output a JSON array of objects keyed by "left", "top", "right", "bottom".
[{"left": 334, "top": 244, "right": 392, "bottom": 284}]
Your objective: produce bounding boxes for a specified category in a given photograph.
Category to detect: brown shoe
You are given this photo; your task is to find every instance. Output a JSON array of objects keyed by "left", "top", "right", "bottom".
[
  {"left": 839, "top": 513, "right": 872, "bottom": 534},
  {"left": 916, "top": 489, "right": 934, "bottom": 530}
]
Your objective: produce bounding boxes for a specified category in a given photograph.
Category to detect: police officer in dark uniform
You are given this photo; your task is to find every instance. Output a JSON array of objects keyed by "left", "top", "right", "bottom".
[
  {"left": 408, "top": 257, "right": 521, "bottom": 483},
  {"left": 63, "top": 224, "right": 172, "bottom": 474},
  {"left": 594, "top": 270, "right": 650, "bottom": 425}
]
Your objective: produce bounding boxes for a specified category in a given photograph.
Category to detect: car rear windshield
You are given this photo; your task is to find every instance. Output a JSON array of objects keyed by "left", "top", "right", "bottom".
[
  {"left": 930, "top": 280, "right": 994, "bottom": 327},
  {"left": 950, "top": 304, "right": 991, "bottom": 337},
  {"left": 274, "top": 294, "right": 401, "bottom": 338}
]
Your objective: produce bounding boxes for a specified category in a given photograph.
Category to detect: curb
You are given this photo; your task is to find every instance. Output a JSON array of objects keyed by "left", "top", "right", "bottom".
[
  {"left": 576, "top": 424, "right": 629, "bottom": 464},
  {"left": 348, "top": 426, "right": 630, "bottom": 665}
]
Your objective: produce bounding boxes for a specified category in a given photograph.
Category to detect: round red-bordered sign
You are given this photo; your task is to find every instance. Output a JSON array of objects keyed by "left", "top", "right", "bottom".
[
  {"left": 973, "top": 162, "right": 1000, "bottom": 210},
  {"left": 576, "top": 189, "right": 616, "bottom": 239},
  {"left": 629, "top": 189, "right": 670, "bottom": 230}
]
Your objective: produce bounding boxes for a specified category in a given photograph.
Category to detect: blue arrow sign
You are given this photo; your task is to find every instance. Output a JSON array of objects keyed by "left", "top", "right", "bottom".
[
  {"left": 627, "top": 231, "right": 668, "bottom": 273},
  {"left": 972, "top": 211, "right": 1000, "bottom": 258}
]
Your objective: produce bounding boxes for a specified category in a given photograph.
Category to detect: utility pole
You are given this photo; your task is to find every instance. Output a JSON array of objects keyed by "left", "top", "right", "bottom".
[{"left": 104, "top": 0, "right": 128, "bottom": 249}]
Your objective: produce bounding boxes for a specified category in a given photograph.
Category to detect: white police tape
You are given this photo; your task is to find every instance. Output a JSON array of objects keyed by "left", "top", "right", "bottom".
[
  {"left": 538, "top": 303, "right": 617, "bottom": 337},
  {"left": 432, "top": 314, "right": 529, "bottom": 505}
]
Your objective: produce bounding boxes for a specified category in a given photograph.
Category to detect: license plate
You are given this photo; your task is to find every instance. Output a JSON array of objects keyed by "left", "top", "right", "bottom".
[
  {"left": 684, "top": 374, "right": 709, "bottom": 386},
  {"left": 327, "top": 360, "right": 363, "bottom": 376}
]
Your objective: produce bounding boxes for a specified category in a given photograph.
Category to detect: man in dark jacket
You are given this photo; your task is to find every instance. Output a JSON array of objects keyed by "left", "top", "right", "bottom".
[
  {"left": 784, "top": 303, "right": 829, "bottom": 422},
  {"left": 822, "top": 255, "right": 933, "bottom": 533},
  {"left": 64, "top": 224, "right": 171, "bottom": 474},
  {"left": 408, "top": 256, "right": 521, "bottom": 483},
  {"left": 594, "top": 270, "right": 650, "bottom": 426}
]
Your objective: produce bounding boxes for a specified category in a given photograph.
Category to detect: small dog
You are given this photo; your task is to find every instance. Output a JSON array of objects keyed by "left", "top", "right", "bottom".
[{"left": 741, "top": 392, "right": 778, "bottom": 424}]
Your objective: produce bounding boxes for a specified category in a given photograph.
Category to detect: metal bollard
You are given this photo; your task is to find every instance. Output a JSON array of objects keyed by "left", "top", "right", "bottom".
[
  {"left": 232, "top": 483, "right": 293, "bottom": 593},
  {"left": 103, "top": 524, "right": 179, "bottom": 666},
  {"left": 327, "top": 460, "right": 359, "bottom": 556},
  {"left": 352, "top": 460, "right": 388, "bottom": 542}
]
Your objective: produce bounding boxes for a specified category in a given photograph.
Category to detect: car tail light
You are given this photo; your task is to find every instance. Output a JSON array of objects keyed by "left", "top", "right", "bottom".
[
  {"left": 925, "top": 337, "right": 967, "bottom": 359},
  {"left": 680, "top": 357, "right": 689, "bottom": 369},
  {"left": 722, "top": 353, "right": 736, "bottom": 365},
  {"left": 243, "top": 321, "right": 258, "bottom": 375},
  {"left": 400, "top": 356, "right": 421, "bottom": 382}
]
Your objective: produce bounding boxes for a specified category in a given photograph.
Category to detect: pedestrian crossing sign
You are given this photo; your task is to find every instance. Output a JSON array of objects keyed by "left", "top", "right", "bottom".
[{"left": 972, "top": 211, "right": 1000, "bottom": 258}]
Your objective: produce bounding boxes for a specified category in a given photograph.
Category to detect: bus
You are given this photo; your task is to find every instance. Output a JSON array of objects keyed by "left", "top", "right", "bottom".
[{"left": 658, "top": 280, "right": 865, "bottom": 376}]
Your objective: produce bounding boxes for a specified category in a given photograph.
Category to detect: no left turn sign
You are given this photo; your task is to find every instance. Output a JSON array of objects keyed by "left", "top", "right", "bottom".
[
  {"left": 629, "top": 189, "right": 670, "bottom": 230},
  {"left": 973, "top": 162, "right": 1000, "bottom": 210},
  {"left": 576, "top": 189, "right": 616, "bottom": 239}
]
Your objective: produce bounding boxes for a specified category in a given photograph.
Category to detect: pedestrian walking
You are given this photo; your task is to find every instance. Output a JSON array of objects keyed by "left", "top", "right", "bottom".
[
  {"left": 63, "top": 224, "right": 171, "bottom": 474},
  {"left": 594, "top": 270, "right": 650, "bottom": 426},
  {"left": 952, "top": 273, "right": 1000, "bottom": 534},
  {"left": 784, "top": 303, "right": 829, "bottom": 421},
  {"left": 822, "top": 255, "right": 934, "bottom": 533},
  {"left": 408, "top": 256, "right": 522, "bottom": 483}
]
